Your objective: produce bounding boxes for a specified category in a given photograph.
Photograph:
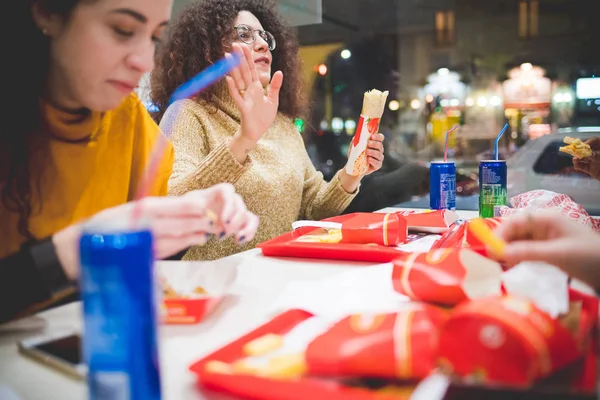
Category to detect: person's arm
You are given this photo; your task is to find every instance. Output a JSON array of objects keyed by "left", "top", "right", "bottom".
[
  {"left": 160, "top": 101, "right": 252, "bottom": 196},
  {"left": 299, "top": 146, "right": 359, "bottom": 221},
  {"left": 0, "top": 236, "right": 76, "bottom": 324}
]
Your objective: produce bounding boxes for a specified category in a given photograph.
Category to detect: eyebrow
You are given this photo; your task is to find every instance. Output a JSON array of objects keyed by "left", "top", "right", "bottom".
[{"left": 110, "top": 8, "right": 169, "bottom": 26}]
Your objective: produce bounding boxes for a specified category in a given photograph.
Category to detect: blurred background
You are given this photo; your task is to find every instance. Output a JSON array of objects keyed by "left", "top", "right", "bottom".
[{"left": 140, "top": 0, "right": 600, "bottom": 214}]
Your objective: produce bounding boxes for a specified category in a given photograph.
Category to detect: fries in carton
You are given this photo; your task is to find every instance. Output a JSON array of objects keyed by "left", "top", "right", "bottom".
[
  {"left": 395, "top": 210, "right": 460, "bottom": 233},
  {"left": 392, "top": 248, "right": 504, "bottom": 306},
  {"left": 346, "top": 90, "right": 389, "bottom": 176},
  {"left": 305, "top": 304, "right": 448, "bottom": 380},
  {"left": 157, "top": 259, "right": 237, "bottom": 324}
]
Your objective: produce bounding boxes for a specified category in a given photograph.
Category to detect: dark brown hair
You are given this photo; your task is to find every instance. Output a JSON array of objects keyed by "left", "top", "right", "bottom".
[
  {"left": 150, "top": 0, "right": 307, "bottom": 123},
  {"left": 1, "top": 0, "right": 82, "bottom": 240}
]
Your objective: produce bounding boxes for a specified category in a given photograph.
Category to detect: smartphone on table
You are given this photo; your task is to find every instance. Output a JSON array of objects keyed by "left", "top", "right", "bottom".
[{"left": 18, "top": 331, "right": 86, "bottom": 380}]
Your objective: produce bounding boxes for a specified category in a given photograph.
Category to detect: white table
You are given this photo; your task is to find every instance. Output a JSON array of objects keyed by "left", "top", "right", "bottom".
[{"left": 0, "top": 209, "right": 501, "bottom": 400}]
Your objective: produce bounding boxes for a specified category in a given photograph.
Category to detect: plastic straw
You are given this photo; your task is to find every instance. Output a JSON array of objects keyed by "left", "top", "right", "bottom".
[
  {"left": 168, "top": 53, "right": 242, "bottom": 106},
  {"left": 130, "top": 53, "right": 242, "bottom": 226},
  {"left": 494, "top": 123, "right": 509, "bottom": 160},
  {"left": 444, "top": 125, "right": 459, "bottom": 162}
]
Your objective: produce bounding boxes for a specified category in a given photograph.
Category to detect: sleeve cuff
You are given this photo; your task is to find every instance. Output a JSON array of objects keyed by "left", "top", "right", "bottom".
[{"left": 26, "top": 238, "right": 72, "bottom": 297}]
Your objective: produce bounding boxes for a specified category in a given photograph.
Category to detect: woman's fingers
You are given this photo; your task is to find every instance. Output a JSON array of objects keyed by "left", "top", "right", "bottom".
[
  {"left": 236, "top": 212, "right": 260, "bottom": 245},
  {"left": 234, "top": 43, "right": 253, "bottom": 88},
  {"left": 226, "top": 50, "right": 246, "bottom": 93},
  {"left": 267, "top": 71, "right": 284, "bottom": 103},
  {"left": 226, "top": 76, "right": 245, "bottom": 108}
]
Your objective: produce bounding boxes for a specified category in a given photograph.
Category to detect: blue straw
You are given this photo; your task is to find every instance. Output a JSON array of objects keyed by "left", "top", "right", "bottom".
[
  {"left": 168, "top": 53, "right": 242, "bottom": 106},
  {"left": 494, "top": 123, "right": 509, "bottom": 160}
]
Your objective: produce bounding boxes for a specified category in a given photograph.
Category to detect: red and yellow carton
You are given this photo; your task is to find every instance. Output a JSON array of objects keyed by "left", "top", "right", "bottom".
[
  {"left": 341, "top": 212, "right": 408, "bottom": 246},
  {"left": 395, "top": 210, "right": 460, "bottom": 233},
  {"left": 437, "top": 295, "right": 584, "bottom": 387},
  {"left": 432, "top": 218, "right": 503, "bottom": 250},
  {"left": 391, "top": 248, "right": 503, "bottom": 306},
  {"left": 305, "top": 304, "right": 448, "bottom": 380},
  {"left": 157, "top": 260, "right": 237, "bottom": 325},
  {"left": 294, "top": 212, "right": 408, "bottom": 246}
]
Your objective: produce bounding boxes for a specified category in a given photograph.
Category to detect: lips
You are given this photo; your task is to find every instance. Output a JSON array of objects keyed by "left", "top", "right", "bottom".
[
  {"left": 110, "top": 80, "right": 137, "bottom": 94},
  {"left": 254, "top": 57, "right": 271, "bottom": 67}
]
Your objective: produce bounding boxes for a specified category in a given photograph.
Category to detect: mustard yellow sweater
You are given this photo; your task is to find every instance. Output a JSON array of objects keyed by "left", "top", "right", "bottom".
[
  {"left": 161, "top": 86, "right": 357, "bottom": 260},
  {"left": 0, "top": 93, "right": 173, "bottom": 258}
]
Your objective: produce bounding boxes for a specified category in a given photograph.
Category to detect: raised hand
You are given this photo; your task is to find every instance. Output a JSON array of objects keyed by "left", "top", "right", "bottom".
[{"left": 226, "top": 43, "right": 283, "bottom": 145}]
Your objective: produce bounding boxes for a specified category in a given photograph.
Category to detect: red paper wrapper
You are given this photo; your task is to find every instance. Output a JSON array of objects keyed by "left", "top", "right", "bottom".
[
  {"left": 438, "top": 295, "right": 585, "bottom": 387},
  {"left": 341, "top": 212, "right": 408, "bottom": 246},
  {"left": 392, "top": 248, "right": 503, "bottom": 306},
  {"left": 432, "top": 218, "right": 503, "bottom": 251},
  {"left": 306, "top": 304, "right": 448, "bottom": 380},
  {"left": 394, "top": 210, "right": 460, "bottom": 233},
  {"left": 496, "top": 190, "right": 600, "bottom": 232}
]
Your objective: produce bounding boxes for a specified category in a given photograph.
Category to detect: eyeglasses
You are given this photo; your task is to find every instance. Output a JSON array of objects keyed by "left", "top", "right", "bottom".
[{"left": 234, "top": 24, "right": 276, "bottom": 51}]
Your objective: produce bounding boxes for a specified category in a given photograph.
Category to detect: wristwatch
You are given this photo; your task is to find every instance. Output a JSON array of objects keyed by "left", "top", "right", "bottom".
[{"left": 24, "top": 237, "right": 73, "bottom": 297}]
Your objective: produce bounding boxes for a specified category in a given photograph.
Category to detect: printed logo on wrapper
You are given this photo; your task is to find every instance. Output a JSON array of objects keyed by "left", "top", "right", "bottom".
[
  {"left": 349, "top": 314, "right": 386, "bottom": 333},
  {"left": 479, "top": 324, "right": 506, "bottom": 349},
  {"left": 425, "top": 248, "right": 453, "bottom": 264}
]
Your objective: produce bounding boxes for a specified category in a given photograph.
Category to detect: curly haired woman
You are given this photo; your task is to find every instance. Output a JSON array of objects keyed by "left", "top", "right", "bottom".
[{"left": 151, "top": 0, "right": 386, "bottom": 260}]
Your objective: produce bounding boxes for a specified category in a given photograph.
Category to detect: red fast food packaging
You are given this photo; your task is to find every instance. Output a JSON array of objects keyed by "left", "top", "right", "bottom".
[
  {"left": 394, "top": 210, "right": 460, "bottom": 233},
  {"left": 437, "top": 295, "right": 582, "bottom": 386},
  {"left": 431, "top": 218, "right": 503, "bottom": 251},
  {"left": 392, "top": 248, "right": 503, "bottom": 306},
  {"left": 341, "top": 212, "right": 408, "bottom": 246},
  {"left": 305, "top": 304, "right": 448, "bottom": 380}
]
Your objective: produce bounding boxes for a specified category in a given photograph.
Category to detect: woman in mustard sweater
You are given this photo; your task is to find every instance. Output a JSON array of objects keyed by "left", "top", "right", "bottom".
[
  {"left": 0, "top": 0, "right": 258, "bottom": 322},
  {"left": 151, "top": 0, "right": 386, "bottom": 260}
]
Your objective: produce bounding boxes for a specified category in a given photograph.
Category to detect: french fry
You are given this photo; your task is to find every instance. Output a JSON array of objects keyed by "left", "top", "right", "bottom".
[
  {"left": 243, "top": 333, "right": 284, "bottom": 356},
  {"left": 262, "top": 353, "right": 307, "bottom": 379},
  {"left": 559, "top": 137, "right": 593, "bottom": 158},
  {"left": 205, "top": 360, "right": 233, "bottom": 375},
  {"left": 467, "top": 218, "right": 506, "bottom": 258}
]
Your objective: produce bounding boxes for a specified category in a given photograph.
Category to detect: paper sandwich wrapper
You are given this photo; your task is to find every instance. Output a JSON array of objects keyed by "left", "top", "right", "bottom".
[
  {"left": 437, "top": 295, "right": 582, "bottom": 387},
  {"left": 305, "top": 304, "right": 449, "bottom": 380},
  {"left": 156, "top": 259, "right": 237, "bottom": 324},
  {"left": 392, "top": 248, "right": 504, "bottom": 306},
  {"left": 346, "top": 89, "right": 389, "bottom": 176},
  {"left": 293, "top": 212, "right": 407, "bottom": 246}
]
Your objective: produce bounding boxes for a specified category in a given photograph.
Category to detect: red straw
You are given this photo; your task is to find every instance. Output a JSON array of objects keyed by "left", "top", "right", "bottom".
[
  {"left": 130, "top": 134, "right": 170, "bottom": 226},
  {"left": 444, "top": 125, "right": 459, "bottom": 162}
]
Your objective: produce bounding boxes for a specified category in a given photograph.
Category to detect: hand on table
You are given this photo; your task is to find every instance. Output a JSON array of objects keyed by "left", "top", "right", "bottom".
[
  {"left": 573, "top": 137, "right": 600, "bottom": 181},
  {"left": 496, "top": 210, "right": 600, "bottom": 289},
  {"left": 54, "top": 183, "right": 259, "bottom": 280},
  {"left": 226, "top": 43, "right": 283, "bottom": 163}
]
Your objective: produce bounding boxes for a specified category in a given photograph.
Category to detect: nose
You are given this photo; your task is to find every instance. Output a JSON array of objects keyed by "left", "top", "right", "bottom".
[
  {"left": 253, "top": 34, "right": 268, "bottom": 53},
  {"left": 126, "top": 41, "right": 155, "bottom": 73}
]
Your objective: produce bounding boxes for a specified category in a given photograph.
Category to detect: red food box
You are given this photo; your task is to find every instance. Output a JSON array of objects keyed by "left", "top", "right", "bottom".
[
  {"left": 190, "top": 310, "right": 418, "bottom": 400},
  {"left": 394, "top": 210, "right": 460, "bottom": 233},
  {"left": 292, "top": 212, "right": 408, "bottom": 246},
  {"left": 157, "top": 260, "right": 237, "bottom": 324},
  {"left": 391, "top": 248, "right": 503, "bottom": 306},
  {"left": 432, "top": 218, "right": 503, "bottom": 251},
  {"left": 437, "top": 292, "right": 598, "bottom": 387},
  {"left": 306, "top": 303, "right": 448, "bottom": 380}
]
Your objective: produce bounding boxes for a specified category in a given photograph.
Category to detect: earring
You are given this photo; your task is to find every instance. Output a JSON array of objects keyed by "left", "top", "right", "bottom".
[{"left": 42, "top": 28, "right": 49, "bottom": 35}]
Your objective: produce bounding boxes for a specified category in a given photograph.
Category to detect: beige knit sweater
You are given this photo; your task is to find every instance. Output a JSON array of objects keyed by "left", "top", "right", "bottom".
[{"left": 160, "top": 86, "right": 358, "bottom": 260}]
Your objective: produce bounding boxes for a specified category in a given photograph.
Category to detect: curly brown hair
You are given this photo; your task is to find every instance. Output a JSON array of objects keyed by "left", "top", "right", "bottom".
[{"left": 150, "top": 0, "right": 306, "bottom": 123}]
